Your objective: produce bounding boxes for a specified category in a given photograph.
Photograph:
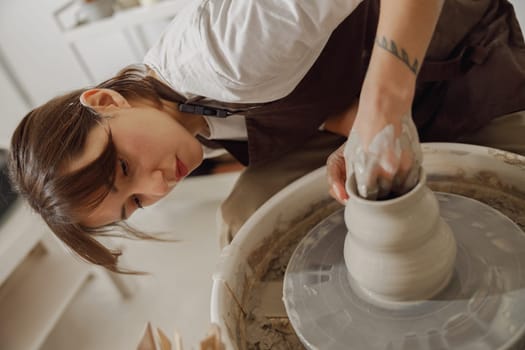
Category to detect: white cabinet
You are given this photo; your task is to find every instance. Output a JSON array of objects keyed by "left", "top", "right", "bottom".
[
  {"left": 0, "top": 50, "right": 31, "bottom": 149},
  {"left": 54, "top": 0, "right": 189, "bottom": 83},
  {"left": 0, "top": 200, "right": 137, "bottom": 350},
  {"left": 0, "top": 2, "right": 182, "bottom": 348},
  {"left": 0, "top": 201, "right": 92, "bottom": 350}
]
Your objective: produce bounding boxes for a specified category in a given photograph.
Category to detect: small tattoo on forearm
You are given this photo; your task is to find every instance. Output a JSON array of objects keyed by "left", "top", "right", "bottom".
[{"left": 375, "top": 36, "right": 419, "bottom": 74}]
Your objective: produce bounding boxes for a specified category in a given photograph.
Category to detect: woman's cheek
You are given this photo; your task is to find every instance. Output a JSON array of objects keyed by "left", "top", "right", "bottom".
[{"left": 191, "top": 138, "right": 205, "bottom": 170}]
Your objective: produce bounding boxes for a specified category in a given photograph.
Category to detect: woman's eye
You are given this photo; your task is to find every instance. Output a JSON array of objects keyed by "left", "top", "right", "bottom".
[
  {"left": 119, "top": 159, "right": 129, "bottom": 176},
  {"left": 133, "top": 195, "right": 143, "bottom": 209}
]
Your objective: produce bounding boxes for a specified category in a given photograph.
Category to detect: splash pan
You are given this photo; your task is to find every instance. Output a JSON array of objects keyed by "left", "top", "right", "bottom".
[
  {"left": 211, "top": 143, "right": 525, "bottom": 349},
  {"left": 284, "top": 193, "right": 525, "bottom": 350}
]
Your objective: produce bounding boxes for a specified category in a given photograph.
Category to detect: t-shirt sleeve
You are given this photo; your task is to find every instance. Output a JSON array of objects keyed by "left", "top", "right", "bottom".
[
  {"left": 197, "top": 0, "right": 364, "bottom": 103},
  {"left": 145, "top": 0, "right": 364, "bottom": 103}
]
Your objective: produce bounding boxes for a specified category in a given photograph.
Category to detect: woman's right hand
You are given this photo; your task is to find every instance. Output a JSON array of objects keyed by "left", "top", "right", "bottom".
[
  {"left": 326, "top": 109, "right": 422, "bottom": 204},
  {"left": 344, "top": 109, "right": 422, "bottom": 200},
  {"left": 326, "top": 142, "right": 349, "bottom": 205}
]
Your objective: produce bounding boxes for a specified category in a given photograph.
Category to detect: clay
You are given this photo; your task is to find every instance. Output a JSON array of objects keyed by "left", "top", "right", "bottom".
[
  {"left": 427, "top": 172, "right": 525, "bottom": 232},
  {"left": 343, "top": 169, "right": 457, "bottom": 304},
  {"left": 243, "top": 199, "right": 340, "bottom": 350},
  {"left": 239, "top": 170, "right": 525, "bottom": 349},
  {"left": 244, "top": 297, "right": 302, "bottom": 350},
  {"left": 283, "top": 191, "right": 525, "bottom": 350}
]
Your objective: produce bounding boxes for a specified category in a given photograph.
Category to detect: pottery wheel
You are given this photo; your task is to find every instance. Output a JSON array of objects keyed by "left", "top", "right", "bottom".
[{"left": 283, "top": 193, "right": 525, "bottom": 350}]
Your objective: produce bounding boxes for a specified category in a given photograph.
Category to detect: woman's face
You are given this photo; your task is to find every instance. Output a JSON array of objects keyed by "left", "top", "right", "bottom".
[{"left": 68, "top": 90, "right": 204, "bottom": 227}]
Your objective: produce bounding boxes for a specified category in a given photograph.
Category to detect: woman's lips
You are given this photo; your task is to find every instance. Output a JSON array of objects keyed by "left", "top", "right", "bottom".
[{"left": 175, "top": 158, "right": 189, "bottom": 181}]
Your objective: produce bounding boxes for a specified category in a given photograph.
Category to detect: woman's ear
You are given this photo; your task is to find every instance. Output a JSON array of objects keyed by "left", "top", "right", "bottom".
[{"left": 79, "top": 89, "right": 130, "bottom": 112}]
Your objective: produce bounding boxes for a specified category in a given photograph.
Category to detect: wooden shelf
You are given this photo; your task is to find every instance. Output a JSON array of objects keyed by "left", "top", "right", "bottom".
[
  {"left": 61, "top": 0, "right": 188, "bottom": 43},
  {"left": 0, "top": 243, "right": 92, "bottom": 350}
]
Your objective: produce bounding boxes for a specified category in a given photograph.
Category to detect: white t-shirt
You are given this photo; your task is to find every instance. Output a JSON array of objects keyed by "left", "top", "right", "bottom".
[{"left": 144, "top": 0, "right": 363, "bottom": 154}]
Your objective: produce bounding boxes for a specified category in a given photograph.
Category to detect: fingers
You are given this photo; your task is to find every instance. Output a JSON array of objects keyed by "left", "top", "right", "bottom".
[
  {"left": 354, "top": 157, "right": 379, "bottom": 200},
  {"left": 392, "top": 150, "right": 415, "bottom": 194},
  {"left": 391, "top": 115, "right": 422, "bottom": 195},
  {"left": 329, "top": 183, "right": 348, "bottom": 205},
  {"left": 344, "top": 110, "right": 422, "bottom": 200},
  {"left": 354, "top": 157, "right": 397, "bottom": 200},
  {"left": 326, "top": 143, "right": 349, "bottom": 204},
  {"left": 350, "top": 124, "right": 400, "bottom": 200},
  {"left": 403, "top": 164, "right": 420, "bottom": 191},
  {"left": 376, "top": 171, "right": 393, "bottom": 199}
]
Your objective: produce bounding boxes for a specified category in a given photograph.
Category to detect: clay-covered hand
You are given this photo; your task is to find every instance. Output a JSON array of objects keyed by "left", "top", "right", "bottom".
[
  {"left": 344, "top": 109, "right": 422, "bottom": 200},
  {"left": 327, "top": 142, "right": 349, "bottom": 205}
]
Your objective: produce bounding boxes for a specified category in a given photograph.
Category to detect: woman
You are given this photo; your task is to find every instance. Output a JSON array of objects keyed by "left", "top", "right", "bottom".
[{"left": 9, "top": 0, "right": 525, "bottom": 272}]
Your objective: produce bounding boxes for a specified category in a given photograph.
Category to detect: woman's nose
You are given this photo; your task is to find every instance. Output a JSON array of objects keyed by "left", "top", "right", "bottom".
[{"left": 133, "top": 169, "right": 170, "bottom": 197}]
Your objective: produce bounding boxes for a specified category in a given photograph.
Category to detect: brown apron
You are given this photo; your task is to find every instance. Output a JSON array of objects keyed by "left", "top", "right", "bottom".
[{"left": 194, "top": 0, "right": 525, "bottom": 166}]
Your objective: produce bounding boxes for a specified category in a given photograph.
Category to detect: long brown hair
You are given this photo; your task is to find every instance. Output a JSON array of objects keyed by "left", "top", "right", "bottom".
[{"left": 8, "top": 65, "right": 185, "bottom": 273}]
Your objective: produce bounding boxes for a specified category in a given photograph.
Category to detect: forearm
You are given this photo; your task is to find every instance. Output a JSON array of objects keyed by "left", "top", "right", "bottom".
[
  {"left": 327, "top": 1, "right": 444, "bottom": 137},
  {"left": 363, "top": 0, "right": 444, "bottom": 108},
  {"left": 335, "top": 1, "right": 439, "bottom": 200}
]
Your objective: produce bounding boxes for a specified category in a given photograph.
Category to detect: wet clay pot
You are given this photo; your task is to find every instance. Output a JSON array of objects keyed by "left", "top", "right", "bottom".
[{"left": 343, "top": 170, "right": 457, "bottom": 306}]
